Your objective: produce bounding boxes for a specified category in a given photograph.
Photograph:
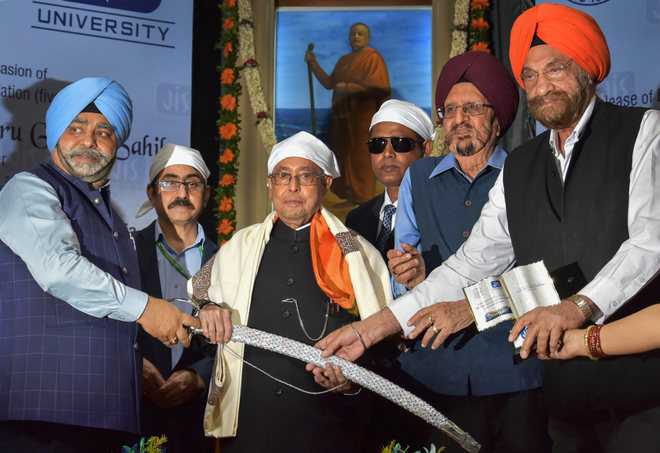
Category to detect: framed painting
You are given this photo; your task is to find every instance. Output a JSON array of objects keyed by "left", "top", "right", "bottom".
[{"left": 274, "top": 5, "right": 432, "bottom": 212}]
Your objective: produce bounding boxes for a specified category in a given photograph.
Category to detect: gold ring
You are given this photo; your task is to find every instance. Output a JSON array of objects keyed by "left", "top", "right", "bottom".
[
  {"left": 169, "top": 337, "right": 178, "bottom": 345},
  {"left": 432, "top": 325, "right": 440, "bottom": 335},
  {"left": 427, "top": 315, "right": 434, "bottom": 325}
]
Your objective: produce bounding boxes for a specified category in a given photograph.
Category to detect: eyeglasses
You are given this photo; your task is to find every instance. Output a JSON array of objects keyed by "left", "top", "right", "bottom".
[
  {"left": 367, "top": 137, "right": 422, "bottom": 154},
  {"left": 520, "top": 61, "right": 572, "bottom": 87},
  {"left": 158, "top": 179, "right": 205, "bottom": 192},
  {"left": 437, "top": 102, "right": 493, "bottom": 119},
  {"left": 269, "top": 171, "right": 323, "bottom": 186}
]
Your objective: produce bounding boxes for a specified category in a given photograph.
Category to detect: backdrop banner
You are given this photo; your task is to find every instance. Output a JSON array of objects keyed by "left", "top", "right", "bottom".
[{"left": 0, "top": 0, "right": 193, "bottom": 229}]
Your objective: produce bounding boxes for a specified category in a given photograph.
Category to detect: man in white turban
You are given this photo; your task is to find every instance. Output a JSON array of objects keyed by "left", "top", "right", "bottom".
[
  {"left": 187, "top": 131, "right": 392, "bottom": 452},
  {"left": 0, "top": 78, "right": 201, "bottom": 451},
  {"left": 134, "top": 144, "right": 218, "bottom": 453},
  {"left": 346, "top": 99, "right": 433, "bottom": 260},
  {"left": 343, "top": 99, "right": 433, "bottom": 450}
]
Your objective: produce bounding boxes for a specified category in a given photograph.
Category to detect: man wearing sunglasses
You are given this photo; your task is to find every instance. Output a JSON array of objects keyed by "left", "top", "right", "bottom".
[
  {"left": 133, "top": 144, "right": 219, "bottom": 453},
  {"left": 346, "top": 99, "right": 433, "bottom": 262}
]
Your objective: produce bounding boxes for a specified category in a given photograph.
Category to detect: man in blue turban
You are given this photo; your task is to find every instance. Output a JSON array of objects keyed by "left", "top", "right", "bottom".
[{"left": 0, "top": 77, "right": 203, "bottom": 451}]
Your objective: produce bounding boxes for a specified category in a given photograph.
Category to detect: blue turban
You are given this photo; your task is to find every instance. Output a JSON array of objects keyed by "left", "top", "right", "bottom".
[{"left": 46, "top": 77, "right": 133, "bottom": 150}]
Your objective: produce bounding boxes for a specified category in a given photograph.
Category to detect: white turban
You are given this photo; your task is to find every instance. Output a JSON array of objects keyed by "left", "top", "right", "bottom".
[
  {"left": 267, "top": 131, "right": 340, "bottom": 178},
  {"left": 369, "top": 99, "right": 434, "bottom": 141},
  {"left": 136, "top": 143, "right": 210, "bottom": 218}
]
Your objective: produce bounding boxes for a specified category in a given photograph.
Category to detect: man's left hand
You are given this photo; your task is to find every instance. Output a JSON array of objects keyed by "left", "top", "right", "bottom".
[
  {"left": 509, "top": 300, "right": 586, "bottom": 359},
  {"left": 152, "top": 370, "right": 205, "bottom": 408},
  {"left": 407, "top": 300, "right": 474, "bottom": 349}
]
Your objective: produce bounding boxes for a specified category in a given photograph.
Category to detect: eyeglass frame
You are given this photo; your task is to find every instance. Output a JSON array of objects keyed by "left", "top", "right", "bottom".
[
  {"left": 520, "top": 60, "right": 573, "bottom": 88},
  {"left": 269, "top": 171, "right": 324, "bottom": 186},
  {"left": 366, "top": 136, "right": 424, "bottom": 154},
  {"left": 436, "top": 102, "right": 494, "bottom": 120},
  {"left": 156, "top": 179, "right": 206, "bottom": 193}
]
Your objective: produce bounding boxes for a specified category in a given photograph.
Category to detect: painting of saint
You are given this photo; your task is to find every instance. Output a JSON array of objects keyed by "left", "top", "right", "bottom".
[
  {"left": 275, "top": 7, "right": 432, "bottom": 209},
  {"left": 305, "top": 22, "right": 390, "bottom": 203}
]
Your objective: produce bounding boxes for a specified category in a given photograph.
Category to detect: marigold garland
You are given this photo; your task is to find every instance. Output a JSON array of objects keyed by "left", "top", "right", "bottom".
[
  {"left": 468, "top": 0, "right": 492, "bottom": 53},
  {"left": 216, "top": 0, "right": 241, "bottom": 243}
]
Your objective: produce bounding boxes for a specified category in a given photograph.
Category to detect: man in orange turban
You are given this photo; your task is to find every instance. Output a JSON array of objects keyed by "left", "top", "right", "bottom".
[{"left": 318, "top": 4, "right": 660, "bottom": 452}]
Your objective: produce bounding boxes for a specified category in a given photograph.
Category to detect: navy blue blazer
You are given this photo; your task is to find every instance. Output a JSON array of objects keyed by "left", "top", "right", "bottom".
[{"left": 345, "top": 192, "right": 393, "bottom": 261}]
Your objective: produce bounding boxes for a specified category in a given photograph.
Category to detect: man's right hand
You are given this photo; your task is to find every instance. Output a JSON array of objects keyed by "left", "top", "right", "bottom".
[
  {"left": 315, "top": 308, "right": 402, "bottom": 361},
  {"left": 387, "top": 243, "right": 426, "bottom": 289},
  {"left": 137, "top": 297, "right": 201, "bottom": 348}
]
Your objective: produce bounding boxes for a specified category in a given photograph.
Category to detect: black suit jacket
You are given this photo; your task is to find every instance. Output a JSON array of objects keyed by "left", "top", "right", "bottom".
[
  {"left": 135, "top": 221, "right": 218, "bottom": 384},
  {"left": 345, "top": 193, "right": 393, "bottom": 261}
]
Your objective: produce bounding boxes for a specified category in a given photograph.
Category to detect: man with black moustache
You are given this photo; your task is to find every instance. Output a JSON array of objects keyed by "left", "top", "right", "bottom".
[{"left": 134, "top": 144, "right": 218, "bottom": 453}]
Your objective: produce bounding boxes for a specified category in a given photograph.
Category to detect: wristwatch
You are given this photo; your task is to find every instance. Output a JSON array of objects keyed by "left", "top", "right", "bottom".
[{"left": 568, "top": 294, "right": 594, "bottom": 321}]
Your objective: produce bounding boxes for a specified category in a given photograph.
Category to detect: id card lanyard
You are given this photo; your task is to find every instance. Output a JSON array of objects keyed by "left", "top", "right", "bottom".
[{"left": 156, "top": 240, "right": 204, "bottom": 280}]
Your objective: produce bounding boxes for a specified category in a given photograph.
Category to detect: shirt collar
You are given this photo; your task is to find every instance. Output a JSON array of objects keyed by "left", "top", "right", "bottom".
[
  {"left": 429, "top": 145, "right": 508, "bottom": 179},
  {"left": 155, "top": 220, "right": 205, "bottom": 255},
  {"left": 379, "top": 190, "right": 398, "bottom": 215},
  {"left": 548, "top": 95, "right": 597, "bottom": 155}
]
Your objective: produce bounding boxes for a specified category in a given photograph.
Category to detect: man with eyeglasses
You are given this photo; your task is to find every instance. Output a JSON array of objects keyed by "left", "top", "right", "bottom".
[
  {"left": 133, "top": 144, "right": 219, "bottom": 453},
  {"left": 0, "top": 78, "right": 201, "bottom": 451},
  {"left": 346, "top": 99, "right": 433, "bottom": 262},
  {"left": 319, "top": 4, "right": 660, "bottom": 452},
  {"left": 185, "top": 131, "right": 392, "bottom": 452},
  {"left": 383, "top": 51, "right": 548, "bottom": 452}
]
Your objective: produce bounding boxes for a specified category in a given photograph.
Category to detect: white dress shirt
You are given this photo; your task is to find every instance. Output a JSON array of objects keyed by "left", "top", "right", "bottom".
[{"left": 389, "top": 100, "right": 660, "bottom": 335}]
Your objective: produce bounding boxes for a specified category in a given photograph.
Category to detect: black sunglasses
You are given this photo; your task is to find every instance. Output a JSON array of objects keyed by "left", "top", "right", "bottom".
[{"left": 367, "top": 136, "right": 422, "bottom": 154}]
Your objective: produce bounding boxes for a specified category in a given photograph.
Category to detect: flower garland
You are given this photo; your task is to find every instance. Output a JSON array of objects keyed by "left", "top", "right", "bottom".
[
  {"left": 449, "top": 0, "right": 469, "bottom": 58},
  {"left": 215, "top": 0, "right": 277, "bottom": 243},
  {"left": 237, "top": 0, "right": 277, "bottom": 152},
  {"left": 468, "top": 0, "right": 491, "bottom": 53},
  {"left": 216, "top": 0, "right": 241, "bottom": 243}
]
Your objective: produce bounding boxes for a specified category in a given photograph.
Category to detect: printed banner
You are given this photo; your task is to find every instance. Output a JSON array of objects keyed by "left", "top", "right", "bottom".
[{"left": 0, "top": 0, "right": 193, "bottom": 228}]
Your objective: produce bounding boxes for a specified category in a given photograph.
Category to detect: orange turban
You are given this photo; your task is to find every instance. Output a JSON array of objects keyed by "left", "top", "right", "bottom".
[{"left": 509, "top": 3, "right": 610, "bottom": 88}]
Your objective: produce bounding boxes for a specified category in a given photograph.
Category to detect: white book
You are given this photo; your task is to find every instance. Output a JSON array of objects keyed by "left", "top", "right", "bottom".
[{"left": 463, "top": 261, "right": 561, "bottom": 350}]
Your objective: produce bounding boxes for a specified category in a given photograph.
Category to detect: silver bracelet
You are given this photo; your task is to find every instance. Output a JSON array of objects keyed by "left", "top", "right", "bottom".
[{"left": 350, "top": 323, "right": 368, "bottom": 351}]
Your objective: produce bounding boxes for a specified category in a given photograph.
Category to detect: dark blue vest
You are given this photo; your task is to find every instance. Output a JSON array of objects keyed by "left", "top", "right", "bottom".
[
  {"left": 398, "top": 155, "right": 543, "bottom": 396},
  {"left": 0, "top": 162, "right": 142, "bottom": 433}
]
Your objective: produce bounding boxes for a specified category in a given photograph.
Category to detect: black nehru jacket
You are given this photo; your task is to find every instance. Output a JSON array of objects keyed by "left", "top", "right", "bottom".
[
  {"left": 220, "top": 220, "right": 369, "bottom": 453},
  {"left": 504, "top": 99, "right": 660, "bottom": 420}
]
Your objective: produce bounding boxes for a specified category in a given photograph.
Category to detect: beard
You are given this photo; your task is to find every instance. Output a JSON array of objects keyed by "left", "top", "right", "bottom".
[
  {"left": 528, "top": 84, "right": 591, "bottom": 130},
  {"left": 445, "top": 121, "right": 493, "bottom": 157},
  {"left": 58, "top": 146, "right": 115, "bottom": 184}
]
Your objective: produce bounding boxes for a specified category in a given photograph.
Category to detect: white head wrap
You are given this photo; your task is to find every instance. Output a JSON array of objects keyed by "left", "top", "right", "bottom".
[
  {"left": 267, "top": 131, "right": 340, "bottom": 178},
  {"left": 369, "top": 99, "right": 434, "bottom": 141},
  {"left": 136, "top": 143, "right": 210, "bottom": 218}
]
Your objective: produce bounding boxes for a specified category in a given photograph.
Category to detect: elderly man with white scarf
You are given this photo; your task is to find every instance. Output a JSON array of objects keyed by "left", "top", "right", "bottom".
[
  {"left": 134, "top": 144, "right": 219, "bottom": 453},
  {"left": 190, "top": 131, "right": 391, "bottom": 452}
]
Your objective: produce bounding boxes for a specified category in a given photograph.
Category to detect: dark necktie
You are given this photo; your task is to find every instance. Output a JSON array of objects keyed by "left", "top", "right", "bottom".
[{"left": 376, "top": 204, "right": 396, "bottom": 253}]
